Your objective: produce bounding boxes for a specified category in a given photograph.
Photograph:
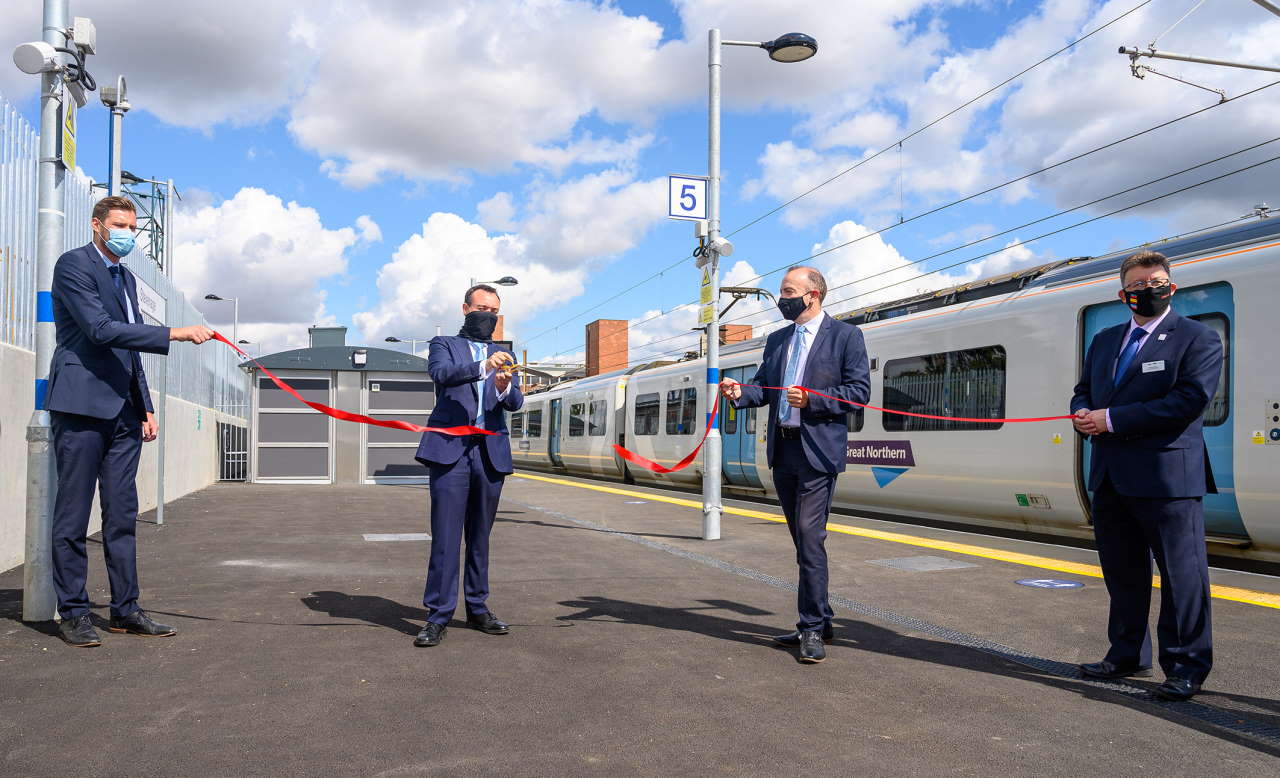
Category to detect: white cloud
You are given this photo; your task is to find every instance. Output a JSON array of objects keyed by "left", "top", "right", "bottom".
[
  {"left": 173, "top": 187, "right": 359, "bottom": 343},
  {"left": 355, "top": 215, "right": 382, "bottom": 243},
  {"left": 351, "top": 212, "right": 586, "bottom": 346},
  {"left": 0, "top": 1, "right": 311, "bottom": 128},
  {"left": 477, "top": 192, "right": 518, "bottom": 233}
]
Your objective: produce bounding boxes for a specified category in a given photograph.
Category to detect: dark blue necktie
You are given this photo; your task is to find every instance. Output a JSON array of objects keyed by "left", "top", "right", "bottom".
[
  {"left": 1113, "top": 327, "right": 1146, "bottom": 385},
  {"left": 108, "top": 264, "right": 123, "bottom": 291}
]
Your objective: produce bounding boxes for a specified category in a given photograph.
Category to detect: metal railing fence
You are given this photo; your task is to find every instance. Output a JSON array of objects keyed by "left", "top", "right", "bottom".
[{"left": 0, "top": 89, "right": 247, "bottom": 417}]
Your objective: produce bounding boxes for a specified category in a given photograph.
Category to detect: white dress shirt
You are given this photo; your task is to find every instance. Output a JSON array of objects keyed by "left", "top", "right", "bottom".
[
  {"left": 779, "top": 310, "right": 826, "bottom": 428},
  {"left": 1104, "top": 306, "right": 1171, "bottom": 432},
  {"left": 92, "top": 242, "right": 135, "bottom": 324}
]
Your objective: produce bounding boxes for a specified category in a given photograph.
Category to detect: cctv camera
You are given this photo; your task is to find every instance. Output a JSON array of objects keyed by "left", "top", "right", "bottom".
[
  {"left": 709, "top": 236, "right": 734, "bottom": 257},
  {"left": 12, "top": 41, "right": 58, "bottom": 74}
]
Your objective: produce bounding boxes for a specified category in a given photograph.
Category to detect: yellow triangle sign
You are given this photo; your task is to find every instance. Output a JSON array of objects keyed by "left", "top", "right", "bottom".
[
  {"left": 700, "top": 268, "right": 710, "bottom": 287},
  {"left": 64, "top": 102, "right": 75, "bottom": 135}
]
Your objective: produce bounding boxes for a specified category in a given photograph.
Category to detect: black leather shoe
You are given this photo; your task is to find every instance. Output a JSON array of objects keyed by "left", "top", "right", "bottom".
[
  {"left": 774, "top": 623, "right": 834, "bottom": 646},
  {"left": 414, "top": 622, "right": 447, "bottom": 647},
  {"left": 108, "top": 610, "right": 176, "bottom": 637},
  {"left": 1079, "top": 660, "right": 1152, "bottom": 679},
  {"left": 1154, "top": 677, "right": 1201, "bottom": 701},
  {"left": 466, "top": 612, "right": 509, "bottom": 635},
  {"left": 798, "top": 630, "right": 826, "bottom": 663},
  {"left": 59, "top": 614, "right": 101, "bottom": 647}
]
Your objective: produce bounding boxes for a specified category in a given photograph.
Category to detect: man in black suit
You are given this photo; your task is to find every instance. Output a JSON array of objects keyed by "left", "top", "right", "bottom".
[
  {"left": 721, "top": 266, "right": 870, "bottom": 663},
  {"left": 48, "top": 196, "right": 214, "bottom": 647},
  {"left": 1070, "top": 250, "right": 1223, "bottom": 700}
]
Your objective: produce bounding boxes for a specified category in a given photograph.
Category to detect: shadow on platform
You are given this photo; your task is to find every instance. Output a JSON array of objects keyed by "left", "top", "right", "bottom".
[{"left": 555, "top": 594, "right": 1280, "bottom": 755}]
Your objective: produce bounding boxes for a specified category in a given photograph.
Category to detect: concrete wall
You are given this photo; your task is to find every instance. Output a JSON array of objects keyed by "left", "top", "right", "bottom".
[{"left": 0, "top": 342, "right": 245, "bottom": 573}]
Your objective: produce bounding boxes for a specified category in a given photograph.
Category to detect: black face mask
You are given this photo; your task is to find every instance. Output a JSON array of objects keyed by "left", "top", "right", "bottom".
[
  {"left": 776, "top": 294, "right": 810, "bottom": 321},
  {"left": 459, "top": 310, "right": 498, "bottom": 342},
  {"left": 1125, "top": 286, "right": 1172, "bottom": 318}
]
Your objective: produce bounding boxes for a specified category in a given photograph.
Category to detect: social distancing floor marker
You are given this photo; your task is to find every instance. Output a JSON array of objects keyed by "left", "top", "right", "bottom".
[{"left": 512, "top": 472, "right": 1280, "bottom": 611}]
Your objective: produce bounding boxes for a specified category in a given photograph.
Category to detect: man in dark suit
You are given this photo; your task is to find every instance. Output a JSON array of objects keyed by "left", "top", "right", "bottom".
[
  {"left": 720, "top": 266, "right": 870, "bottom": 663},
  {"left": 48, "top": 196, "right": 214, "bottom": 647},
  {"left": 1070, "top": 250, "right": 1223, "bottom": 701},
  {"left": 413, "top": 284, "right": 524, "bottom": 647}
]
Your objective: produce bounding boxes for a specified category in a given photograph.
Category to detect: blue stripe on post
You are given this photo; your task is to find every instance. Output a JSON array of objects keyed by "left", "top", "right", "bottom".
[
  {"left": 34, "top": 378, "right": 48, "bottom": 410},
  {"left": 36, "top": 291, "right": 54, "bottom": 322},
  {"left": 706, "top": 367, "right": 719, "bottom": 384}
]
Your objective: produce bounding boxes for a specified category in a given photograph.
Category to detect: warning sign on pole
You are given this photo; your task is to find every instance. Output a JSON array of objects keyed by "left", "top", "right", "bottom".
[
  {"left": 699, "top": 303, "right": 714, "bottom": 325},
  {"left": 59, "top": 95, "right": 76, "bottom": 171}
]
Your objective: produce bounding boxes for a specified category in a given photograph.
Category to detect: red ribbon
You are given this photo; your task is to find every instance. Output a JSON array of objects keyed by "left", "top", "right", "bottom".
[
  {"left": 214, "top": 332, "right": 494, "bottom": 437},
  {"left": 612, "top": 383, "right": 1074, "bottom": 474}
]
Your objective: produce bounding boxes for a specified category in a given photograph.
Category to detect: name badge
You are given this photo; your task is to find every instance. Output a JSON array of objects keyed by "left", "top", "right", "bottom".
[{"left": 1142, "top": 360, "right": 1165, "bottom": 373}]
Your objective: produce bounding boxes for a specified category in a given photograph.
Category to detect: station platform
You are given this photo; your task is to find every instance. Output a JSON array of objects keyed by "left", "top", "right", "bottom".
[{"left": 2, "top": 475, "right": 1278, "bottom": 775}]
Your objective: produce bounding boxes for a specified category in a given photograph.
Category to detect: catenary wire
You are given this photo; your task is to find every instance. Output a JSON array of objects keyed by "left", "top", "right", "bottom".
[{"left": 722, "top": 0, "right": 1156, "bottom": 239}]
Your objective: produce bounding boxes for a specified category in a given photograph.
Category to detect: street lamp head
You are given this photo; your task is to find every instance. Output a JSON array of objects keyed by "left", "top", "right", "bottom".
[
  {"left": 384, "top": 336, "right": 402, "bottom": 343},
  {"left": 763, "top": 32, "right": 817, "bottom": 63},
  {"left": 237, "top": 339, "right": 251, "bottom": 344},
  {"left": 204, "top": 294, "right": 223, "bottom": 301},
  {"left": 494, "top": 276, "right": 519, "bottom": 286}
]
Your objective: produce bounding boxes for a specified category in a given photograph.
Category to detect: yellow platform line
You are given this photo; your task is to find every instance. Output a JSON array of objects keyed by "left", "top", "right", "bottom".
[{"left": 512, "top": 472, "right": 1280, "bottom": 611}]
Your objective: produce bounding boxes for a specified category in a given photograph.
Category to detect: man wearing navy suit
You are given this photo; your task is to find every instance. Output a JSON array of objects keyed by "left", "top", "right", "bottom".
[
  {"left": 413, "top": 284, "right": 524, "bottom": 648},
  {"left": 721, "top": 266, "right": 870, "bottom": 663},
  {"left": 48, "top": 196, "right": 214, "bottom": 647},
  {"left": 1071, "top": 250, "right": 1223, "bottom": 701}
]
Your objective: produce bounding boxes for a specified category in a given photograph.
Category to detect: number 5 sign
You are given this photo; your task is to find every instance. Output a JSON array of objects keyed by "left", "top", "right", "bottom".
[{"left": 668, "top": 174, "right": 708, "bottom": 221}]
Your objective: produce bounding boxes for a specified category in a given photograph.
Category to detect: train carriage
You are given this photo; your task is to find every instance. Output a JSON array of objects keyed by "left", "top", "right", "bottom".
[{"left": 513, "top": 216, "right": 1280, "bottom": 564}]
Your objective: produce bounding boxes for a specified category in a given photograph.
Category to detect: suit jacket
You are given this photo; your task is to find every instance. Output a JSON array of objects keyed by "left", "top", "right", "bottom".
[
  {"left": 415, "top": 335, "right": 525, "bottom": 474},
  {"left": 1070, "top": 309, "right": 1222, "bottom": 498},
  {"left": 734, "top": 314, "right": 871, "bottom": 474},
  {"left": 46, "top": 243, "right": 170, "bottom": 419}
]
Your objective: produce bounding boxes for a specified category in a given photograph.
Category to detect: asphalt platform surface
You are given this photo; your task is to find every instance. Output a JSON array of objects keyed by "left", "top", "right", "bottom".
[{"left": 2, "top": 476, "right": 1278, "bottom": 776}]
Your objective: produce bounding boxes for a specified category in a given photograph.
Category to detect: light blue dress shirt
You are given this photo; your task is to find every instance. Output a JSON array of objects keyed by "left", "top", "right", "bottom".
[
  {"left": 92, "top": 241, "right": 135, "bottom": 324},
  {"left": 779, "top": 311, "right": 825, "bottom": 428}
]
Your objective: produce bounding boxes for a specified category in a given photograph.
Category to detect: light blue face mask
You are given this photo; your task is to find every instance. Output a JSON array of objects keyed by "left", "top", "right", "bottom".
[{"left": 103, "top": 228, "right": 135, "bottom": 258}]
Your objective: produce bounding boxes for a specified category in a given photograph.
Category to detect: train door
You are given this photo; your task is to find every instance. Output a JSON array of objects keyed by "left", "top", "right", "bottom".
[
  {"left": 1080, "top": 281, "right": 1246, "bottom": 538},
  {"left": 720, "top": 365, "right": 762, "bottom": 488},
  {"left": 548, "top": 398, "right": 564, "bottom": 468}
]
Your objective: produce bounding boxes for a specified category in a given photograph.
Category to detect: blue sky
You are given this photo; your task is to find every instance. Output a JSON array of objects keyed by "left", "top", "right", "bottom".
[{"left": 4, "top": 0, "right": 1278, "bottom": 363}]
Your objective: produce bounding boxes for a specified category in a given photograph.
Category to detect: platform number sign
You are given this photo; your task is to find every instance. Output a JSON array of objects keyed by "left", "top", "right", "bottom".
[{"left": 668, "top": 175, "right": 708, "bottom": 221}]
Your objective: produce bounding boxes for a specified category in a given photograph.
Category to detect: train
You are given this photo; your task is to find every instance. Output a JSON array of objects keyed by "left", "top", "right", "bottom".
[{"left": 508, "top": 216, "right": 1280, "bottom": 565}]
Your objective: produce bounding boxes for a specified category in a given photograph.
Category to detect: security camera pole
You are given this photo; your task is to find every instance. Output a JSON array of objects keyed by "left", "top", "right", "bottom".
[
  {"left": 101, "top": 75, "right": 128, "bottom": 195},
  {"left": 20, "top": 0, "right": 72, "bottom": 621}
]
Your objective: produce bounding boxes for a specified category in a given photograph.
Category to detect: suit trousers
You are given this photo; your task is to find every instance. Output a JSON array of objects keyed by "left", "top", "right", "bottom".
[
  {"left": 1092, "top": 477, "right": 1213, "bottom": 683},
  {"left": 423, "top": 439, "right": 505, "bottom": 626},
  {"left": 50, "top": 407, "right": 145, "bottom": 620},
  {"left": 772, "top": 436, "right": 838, "bottom": 631}
]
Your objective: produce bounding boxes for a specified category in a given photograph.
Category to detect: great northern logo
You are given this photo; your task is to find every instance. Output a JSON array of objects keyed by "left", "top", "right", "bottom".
[
  {"left": 846, "top": 440, "right": 915, "bottom": 488},
  {"left": 846, "top": 440, "right": 915, "bottom": 467}
]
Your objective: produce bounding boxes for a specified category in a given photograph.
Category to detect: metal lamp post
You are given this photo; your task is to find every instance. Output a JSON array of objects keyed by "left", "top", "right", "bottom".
[
  {"left": 702, "top": 29, "right": 816, "bottom": 541},
  {"left": 470, "top": 275, "right": 519, "bottom": 289},
  {"left": 100, "top": 75, "right": 128, "bottom": 195},
  {"left": 385, "top": 335, "right": 431, "bottom": 356},
  {"left": 203, "top": 293, "right": 238, "bottom": 345}
]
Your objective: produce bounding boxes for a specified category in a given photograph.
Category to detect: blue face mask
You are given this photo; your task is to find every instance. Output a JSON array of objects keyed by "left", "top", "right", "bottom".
[{"left": 102, "top": 228, "right": 135, "bottom": 258}]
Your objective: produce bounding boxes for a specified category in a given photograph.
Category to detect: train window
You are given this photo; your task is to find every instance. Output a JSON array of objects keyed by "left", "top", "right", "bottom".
[
  {"left": 588, "top": 400, "right": 608, "bottom": 436},
  {"left": 1189, "top": 313, "right": 1229, "bottom": 427},
  {"left": 744, "top": 407, "right": 756, "bottom": 435},
  {"left": 666, "top": 388, "right": 697, "bottom": 435},
  {"left": 883, "top": 345, "right": 1006, "bottom": 431},
  {"left": 526, "top": 409, "right": 543, "bottom": 438},
  {"left": 510, "top": 412, "right": 524, "bottom": 438},
  {"left": 634, "top": 393, "right": 660, "bottom": 436},
  {"left": 568, "top": 401, "right": 587, "bottom": 437},
  {"left": 723, "top": 401, "right": 736, "bottom": 435},
  {"left": 847, "top": 408, "right": 864, "bottom": 433}
]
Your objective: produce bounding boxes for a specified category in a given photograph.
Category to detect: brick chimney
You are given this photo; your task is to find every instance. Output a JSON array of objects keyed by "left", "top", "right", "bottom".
[
  {"left": 719, "top": 324, "right": 752, "bottom": 345},
  {"left": 586, "top": 319, "right": 628, "bottom": 376}
]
